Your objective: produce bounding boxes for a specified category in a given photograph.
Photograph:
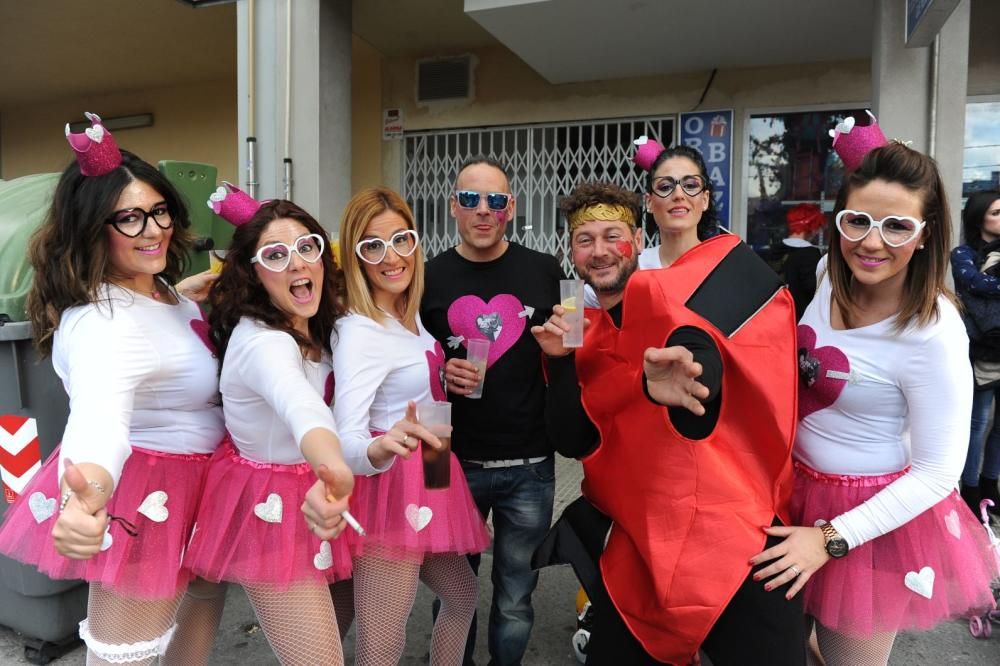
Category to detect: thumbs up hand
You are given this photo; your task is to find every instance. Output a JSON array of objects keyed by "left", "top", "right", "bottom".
[{"left": 52, "top": 460, "right": 112, "bottom": 560}]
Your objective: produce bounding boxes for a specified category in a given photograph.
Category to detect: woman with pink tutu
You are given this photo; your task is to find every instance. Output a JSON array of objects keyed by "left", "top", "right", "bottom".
[
  {"left": 183, "top": 195, "right": 361, "bottom": 665},
  {"left": 0, "top": 113, "right": 227, "bottom": 664},
  {"left": 751, "top": 121, "right": 998, "bottom": 664},
  {"left": 333, "top": 187, "right": 491, "bottom": 664}
]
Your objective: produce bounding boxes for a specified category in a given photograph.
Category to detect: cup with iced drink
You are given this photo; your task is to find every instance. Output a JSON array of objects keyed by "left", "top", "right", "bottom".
[
  {"left": 465, "top": 338, "right": 491, "bottom": 400},
  {"left": 419, "top": 401, "right": 452, "bottom": 490},
  {"left": 560, "top": 279, "right": 585, "bottom": 348}
]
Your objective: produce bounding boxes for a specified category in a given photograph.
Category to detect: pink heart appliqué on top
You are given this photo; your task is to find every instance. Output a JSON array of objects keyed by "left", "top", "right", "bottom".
[
  {"left": 323, "top": 371, "right": 335, "bottom": 406},
  {"left": 447, "top": 295, "right": 525, "bottom": 367},
  {"left": 189, "top": 318, "right": 216, "bottom": 356},
  {"left": 425, "top": 342, "right": 447, "bottom": 401},
  {"left": 797, "top": 324, "right": 850, "bottom": 419}
]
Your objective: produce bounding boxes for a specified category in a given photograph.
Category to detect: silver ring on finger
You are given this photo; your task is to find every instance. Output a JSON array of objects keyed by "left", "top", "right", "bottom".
[
  {"left": 402, "top": 434, "right": 410, "bottom": 446},
  {"left": 789, "top": 565, "right": 801, "bottom": 576}
]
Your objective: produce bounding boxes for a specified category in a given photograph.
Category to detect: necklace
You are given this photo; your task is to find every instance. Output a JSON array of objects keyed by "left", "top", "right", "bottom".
[{"left": 376, "top": 305, "right": 400, "bottom": 320}]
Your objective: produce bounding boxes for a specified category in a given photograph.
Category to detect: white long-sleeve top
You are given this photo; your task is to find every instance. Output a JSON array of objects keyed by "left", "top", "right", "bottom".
[
  {"left": 331, "top": 312, "right": 438, "bottom": 473},
  {"left": 54, "top": 285, "right": 224, "bottom": 484},
  {"left": 795, "top": 274, "right": 973, "bottom": 550},
  {"left": 221, "top": 317, "right": 377, "bottom": 474}
]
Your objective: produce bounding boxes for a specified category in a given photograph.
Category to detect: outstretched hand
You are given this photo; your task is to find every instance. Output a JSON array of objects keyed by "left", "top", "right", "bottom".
[
  {"left": 643, "top": 346, "right": 710, "bottom": 415},
  {"left": 301, "top": 462, "right": 355, "bottom": 541},
  {"left": 51, "top": 461, "right": 109, "bottom": 560}
]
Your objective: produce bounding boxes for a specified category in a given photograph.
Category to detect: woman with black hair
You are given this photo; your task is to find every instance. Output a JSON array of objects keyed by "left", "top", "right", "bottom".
[
  {"left": 0, "top": 114, "right": 227, "bottom": 665},
  {"left": 951, "top": 189, "right": 1000, "bottom": 513},
  {"left": 183, "top": 197, "right": 366, "bottom": 666}
]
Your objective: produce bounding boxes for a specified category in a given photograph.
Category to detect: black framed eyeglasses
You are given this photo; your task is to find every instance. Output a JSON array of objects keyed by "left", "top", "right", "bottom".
[
  {"left": 454, "top": 190, "right": 511, "bottom": 211},
  {"left": 650, "top": 175, "right": 707, "bottom": 198},
  {"left": 105, "top": 205, "right": 174, "bottom": 238}
]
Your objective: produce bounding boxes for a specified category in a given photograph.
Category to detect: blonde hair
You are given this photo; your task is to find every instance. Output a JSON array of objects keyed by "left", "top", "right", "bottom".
[{"left": 338, "top": 187, "right": 424, "bottom": 328}]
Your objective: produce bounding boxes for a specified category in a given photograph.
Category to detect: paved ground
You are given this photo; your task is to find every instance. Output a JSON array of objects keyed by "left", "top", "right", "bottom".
[{"left": 1, "top": 456, "right": 998, "bottom": 664}]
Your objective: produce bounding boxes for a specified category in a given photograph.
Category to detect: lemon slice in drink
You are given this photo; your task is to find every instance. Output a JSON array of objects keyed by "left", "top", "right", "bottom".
[{"left": 561, "top": 296, "right": 578, "bottom": 313}]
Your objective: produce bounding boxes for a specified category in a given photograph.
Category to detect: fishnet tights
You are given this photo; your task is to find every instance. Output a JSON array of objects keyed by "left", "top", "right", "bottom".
[
  {"left": 84, "top": 584, "right": 183, "bottom": 665},
  {"left": 243, "top": 581, "right": 344, "bottom": 666},
  {"left": 815, "top": 622, "right": 897, "bottom": 666},
  {"left": 353, "top": 550, "right": 477, "bottom": 666},
  {"left": 161, "top": 578, "right": 228, "bottom": 665}
]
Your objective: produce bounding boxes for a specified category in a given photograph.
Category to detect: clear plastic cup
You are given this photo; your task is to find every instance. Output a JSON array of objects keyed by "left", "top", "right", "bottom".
[
  {"left": 419, "top": 401, "right": 452, "bottom": 490},
  {"left": 560, "top": 279, "right": 585, "bottom": 348},
  {"left": 465, "top": 338, "right": 491, "bottom": 400}
]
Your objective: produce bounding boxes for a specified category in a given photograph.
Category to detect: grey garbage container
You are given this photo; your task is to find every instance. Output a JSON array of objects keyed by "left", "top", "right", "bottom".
[{"left": 0, "top": 174, "right": 87, "bottom": 663}]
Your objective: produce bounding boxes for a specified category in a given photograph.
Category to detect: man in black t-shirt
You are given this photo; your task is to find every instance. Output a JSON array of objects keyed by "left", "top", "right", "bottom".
[{"left": 422, "top": 155, "right": 563, "bottom": 666}]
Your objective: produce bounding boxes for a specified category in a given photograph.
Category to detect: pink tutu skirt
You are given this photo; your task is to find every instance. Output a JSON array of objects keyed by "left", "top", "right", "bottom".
[
  {"left": 347, "top": 439, "right": 490, "bottom": 561},
  {"left": 791, "top": 462, "right": 999, "bottom": 638},
  {"left": 183, "top": 438, "right": 352, "bottom": 588},
  {"left": 0, "top": 444, "right": 212, "bottom": 600}
]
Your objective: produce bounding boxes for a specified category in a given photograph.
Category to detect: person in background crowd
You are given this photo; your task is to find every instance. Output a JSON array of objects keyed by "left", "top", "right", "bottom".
[
  {"left": 951, "top": 190, "right": 1000, "bottom": 514},
  {"left": 779, "top": 202, "right": 825, "bottom": 321}
]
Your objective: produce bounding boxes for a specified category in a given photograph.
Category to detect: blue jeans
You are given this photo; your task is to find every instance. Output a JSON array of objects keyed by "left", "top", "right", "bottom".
[
  {"left": 461, "top": 457, "right": 555, "bottom": 666},
  {"left": 963, "top": 386, "right": 1000, "bottom": 485}
]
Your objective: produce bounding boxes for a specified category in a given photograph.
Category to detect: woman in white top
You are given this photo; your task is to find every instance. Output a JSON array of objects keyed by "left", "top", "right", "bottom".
[
  {"left": 183, "top": 199, "right": 363, "bottom": 666},
  {"left": 0, "top": 118, "right": 226, "bottom": 664},
  {"left": 751, "top": 141, "right": 997, "bottom": 665},
  {"left": 333, "top": 187, "right": 490, "bottom": 664}
]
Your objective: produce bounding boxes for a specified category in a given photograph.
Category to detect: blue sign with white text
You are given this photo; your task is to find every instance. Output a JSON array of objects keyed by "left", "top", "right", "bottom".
[{"left": 678, "top": 110, "right": 733, "bottom": 230}]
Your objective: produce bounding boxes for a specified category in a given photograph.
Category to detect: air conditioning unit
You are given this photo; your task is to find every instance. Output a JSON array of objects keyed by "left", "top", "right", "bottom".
[{"left": 416, "top": 55, "right": 476, "bottom": 105}]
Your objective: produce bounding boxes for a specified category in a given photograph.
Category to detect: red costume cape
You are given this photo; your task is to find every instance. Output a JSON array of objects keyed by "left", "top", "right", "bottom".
[{"left": 576, "top": 234, "right": 797, "bottom": 664}]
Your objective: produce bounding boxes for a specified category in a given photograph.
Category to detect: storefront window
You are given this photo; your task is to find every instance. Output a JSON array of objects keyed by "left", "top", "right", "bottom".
[
  {"left": 964, "top": 101, "right": 1000, "bottom": 198},
  {"left": 745, "top": 108, "right": 865, "bottom": 268}
]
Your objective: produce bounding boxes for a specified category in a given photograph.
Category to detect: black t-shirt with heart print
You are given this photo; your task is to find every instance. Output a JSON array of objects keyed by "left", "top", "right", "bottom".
[{"left": 421, "top": 242, "right": 565, "bottom": 461}]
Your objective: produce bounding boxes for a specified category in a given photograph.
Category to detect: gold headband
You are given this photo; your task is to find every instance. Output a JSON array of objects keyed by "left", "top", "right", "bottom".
[{"left": 567, "top": 203, "right": 636, "bottom": 230}]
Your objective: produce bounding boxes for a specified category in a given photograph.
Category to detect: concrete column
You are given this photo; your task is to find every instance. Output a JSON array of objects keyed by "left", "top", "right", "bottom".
[
  {"left": 237, "top": 0, "right": 351, "bottom": 233},
  {"left": 872, "top": 0, "right": 969, "bottom": 245}
]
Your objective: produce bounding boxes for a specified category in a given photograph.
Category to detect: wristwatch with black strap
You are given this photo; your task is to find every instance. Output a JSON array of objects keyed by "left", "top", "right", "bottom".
[{"left": 820, "top": 522, "right": 849, "bottom": 558}]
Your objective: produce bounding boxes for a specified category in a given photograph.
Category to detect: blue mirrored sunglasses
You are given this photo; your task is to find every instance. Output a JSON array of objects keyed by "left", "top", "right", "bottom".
[{"left": 454, "top": 190, "right": 511, "bottom": 211}]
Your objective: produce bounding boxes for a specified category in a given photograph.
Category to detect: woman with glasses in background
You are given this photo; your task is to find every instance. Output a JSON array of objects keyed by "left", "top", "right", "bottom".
[
  {"left": 332, "top": 187, "right": 489, "bottom": 664},
  {"left": 0, "top": 115, "right": 227, "bottom": 664},
  {"left": 183, "top": 198, "right": 363, "bottom": 665},
  {"left": 751, "top": 141, "right": 997, "bottom": 665}
]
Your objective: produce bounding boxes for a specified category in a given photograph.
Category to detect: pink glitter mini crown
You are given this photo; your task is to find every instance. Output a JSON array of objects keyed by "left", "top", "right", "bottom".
[
  {"left": 207, "top": 181, "right": 262, "bottom": 227},
  {"left": 830, "top": 110, "right": 888, "bottom": 172},
  {"left": 633, "top": 135, "right": 667, "bottom": 172},
  {"left": 65, "top": 112, "right": 122, "bottom": 177}
]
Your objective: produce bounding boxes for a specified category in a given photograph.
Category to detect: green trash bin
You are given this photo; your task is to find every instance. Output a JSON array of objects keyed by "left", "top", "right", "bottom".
[
  {"left": 159, "top": 161, "right": 232, "bottom": 276},
  {"left": 0, "top": 174, "right": 88, "bottom": 661}
]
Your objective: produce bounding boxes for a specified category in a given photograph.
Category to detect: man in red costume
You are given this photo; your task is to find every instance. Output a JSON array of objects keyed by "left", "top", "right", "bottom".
[{"left": 532, "top": 181, "right": 805, "bottom": 665}]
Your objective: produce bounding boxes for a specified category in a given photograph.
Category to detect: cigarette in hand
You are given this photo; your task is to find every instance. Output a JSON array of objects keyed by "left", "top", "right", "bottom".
[
  {"left": 341, "top": 510, "right": 366, "bottom": 537},
  {"left": 326, "top": 491, "right": 366, "bottom": 537}
]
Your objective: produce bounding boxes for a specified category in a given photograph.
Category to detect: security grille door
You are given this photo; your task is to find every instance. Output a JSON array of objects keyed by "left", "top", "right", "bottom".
[{"left": 403, "top": 116, "right": 674, "bottom": 275}]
